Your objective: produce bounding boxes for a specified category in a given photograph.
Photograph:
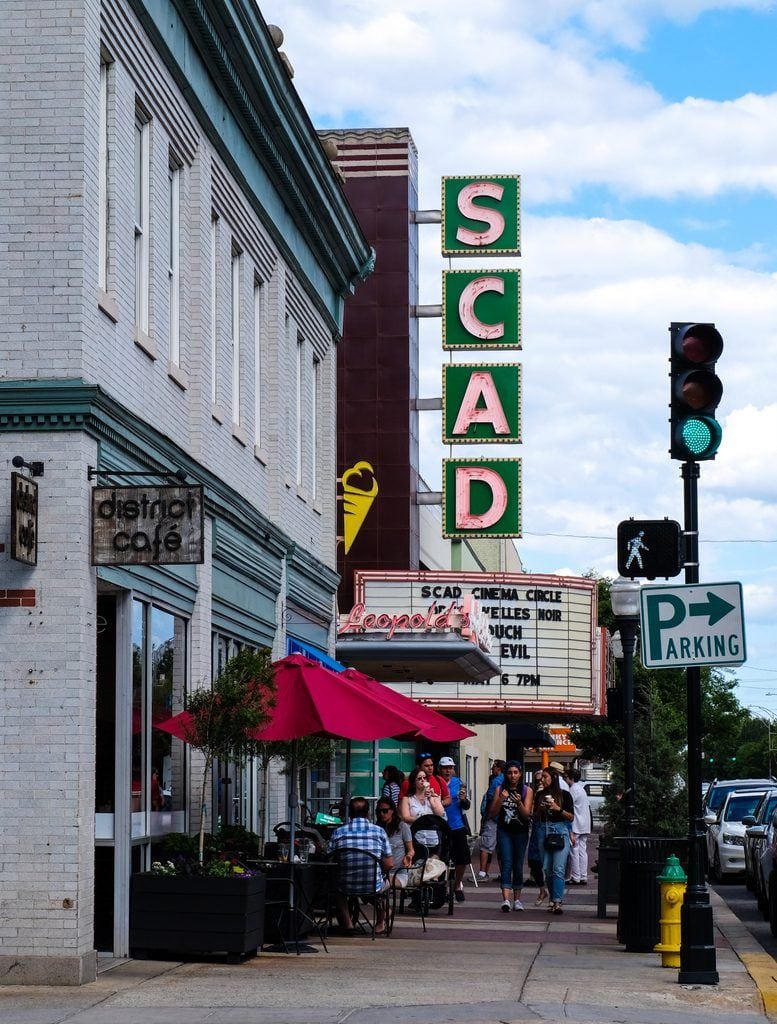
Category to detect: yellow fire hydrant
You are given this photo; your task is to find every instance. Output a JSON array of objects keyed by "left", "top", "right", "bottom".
[{"left": 654, "top": 854, "right": 687, "bottom": 968}]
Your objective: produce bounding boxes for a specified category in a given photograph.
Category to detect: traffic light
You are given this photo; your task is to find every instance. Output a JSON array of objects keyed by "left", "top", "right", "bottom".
[
  {"left": 669, "top": 322, "right": 723, "bottom": 461},
  {"left": 617, "top": 518, "right": 683, "bottom": 579}
]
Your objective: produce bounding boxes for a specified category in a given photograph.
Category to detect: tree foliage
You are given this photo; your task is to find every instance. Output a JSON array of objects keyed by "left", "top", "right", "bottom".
[
  {"left": 184, "top": 649, "right": 275, "bottom": 861},
  {"left": 571, "top": 573, "right": 757, "bottom": 837}
]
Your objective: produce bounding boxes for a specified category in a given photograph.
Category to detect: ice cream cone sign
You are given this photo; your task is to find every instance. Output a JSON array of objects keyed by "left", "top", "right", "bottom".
[{"left": 339, "top": 461, "right": 379, "bottom": 554}]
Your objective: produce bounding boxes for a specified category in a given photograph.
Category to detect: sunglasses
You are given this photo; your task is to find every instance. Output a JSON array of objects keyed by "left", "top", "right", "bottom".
[{"left": 376, "top": 807, "right": 393, "bottom": 814}]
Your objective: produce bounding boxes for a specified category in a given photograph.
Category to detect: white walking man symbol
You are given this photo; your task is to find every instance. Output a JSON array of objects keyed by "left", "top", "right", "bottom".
[{"left": 625, "top": 531, "right": 649, "bottom": 570}]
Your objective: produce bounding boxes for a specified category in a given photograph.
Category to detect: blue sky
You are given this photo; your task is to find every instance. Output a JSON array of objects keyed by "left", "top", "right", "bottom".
[{"left": 268, "top": 0, "right": 777, "bottom": 712}]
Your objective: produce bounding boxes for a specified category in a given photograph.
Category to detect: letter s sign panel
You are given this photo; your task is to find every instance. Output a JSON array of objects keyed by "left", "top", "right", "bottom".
[{"left": 442, "top": 175, "right": 520, "bottom": 257}]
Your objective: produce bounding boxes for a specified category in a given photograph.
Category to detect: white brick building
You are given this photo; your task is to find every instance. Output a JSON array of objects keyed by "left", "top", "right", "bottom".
[{"left": 0, "top": 0, "right": 371, "bottom": 983}]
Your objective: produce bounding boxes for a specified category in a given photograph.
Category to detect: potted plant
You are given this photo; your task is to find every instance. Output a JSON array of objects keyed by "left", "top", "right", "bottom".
[{"left": 130, "top": 650, "right": 275, "bottom": 960}]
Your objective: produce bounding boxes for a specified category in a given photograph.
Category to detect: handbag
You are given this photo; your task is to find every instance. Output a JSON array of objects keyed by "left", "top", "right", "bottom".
[{"left": 544, "top": 830, "right": 565, "bottom": 851}]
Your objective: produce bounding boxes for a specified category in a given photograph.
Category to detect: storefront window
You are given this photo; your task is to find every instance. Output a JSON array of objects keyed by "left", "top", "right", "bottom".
[{"left": 133, "top": 600, "right": 188, "bottom": 836}]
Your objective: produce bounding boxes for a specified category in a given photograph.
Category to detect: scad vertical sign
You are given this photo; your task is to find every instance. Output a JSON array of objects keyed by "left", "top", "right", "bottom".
[{"left": 441, "top": 175, "right": 522, "bottom": 539}]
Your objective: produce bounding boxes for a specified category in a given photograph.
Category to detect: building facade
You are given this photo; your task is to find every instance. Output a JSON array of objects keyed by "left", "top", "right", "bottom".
[{"left": 0, "top": 0, "right": 370, "bottom": 983}]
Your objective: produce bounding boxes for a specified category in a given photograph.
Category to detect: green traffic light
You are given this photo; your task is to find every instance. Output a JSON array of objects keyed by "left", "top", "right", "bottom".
[{"left": 678, "top": 415, "right": 723, "bottom": 459}]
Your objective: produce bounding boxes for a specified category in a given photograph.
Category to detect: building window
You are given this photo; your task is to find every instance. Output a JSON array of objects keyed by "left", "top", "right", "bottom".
[
  {"left": 253, "top": 279, "right": 263, "bottom": 449},
  {"left": 98, "top": 61, "right": 111, "bottom": 292},
  {"left": 312, "top": 356, "right": 320, "bottom": 498},
  {"left": 134, "top": 110, "right": 150, "bottom": 335},
  {"left": 132, "top": 600, "right": 187, "bottom": 836},
  {"left": 231, "top": 246, "right": 241, "bottom": 426},
  {"left": 167, "top": 159, "right": 181, "bottom": 366},
  {"left": 210, "top": 215, "right": 218, "bottom": 404},
  {"left": 296, "top": 333, "right": 303, "bottom": 487}
]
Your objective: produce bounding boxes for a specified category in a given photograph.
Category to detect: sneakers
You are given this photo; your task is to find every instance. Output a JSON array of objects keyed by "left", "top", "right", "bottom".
[
  {"left": 477, "top": 870, "right": 488, "bottom": 880},
  {"left": 501, "top": 899, "right": 511, "bottom": 913},
  {"left": 455, "top": 886, "right": 465, "bottom": 903},
  {"left": 513, "top": 899, "right": 524, "bottom": 911}
]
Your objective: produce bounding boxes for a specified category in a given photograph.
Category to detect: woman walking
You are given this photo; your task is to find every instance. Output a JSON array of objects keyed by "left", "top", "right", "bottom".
[
  {"left": 537, "top": 768, "right": 574, "bottom": 915},
  {"left": 528, "top": 769, "right": 549, "bottom": 905},
  {"left": 489, "top": 760, "right": 533, "bottom": 912},
  {"left": 380, "top": 765, "right": 405, "bottom": 809}
]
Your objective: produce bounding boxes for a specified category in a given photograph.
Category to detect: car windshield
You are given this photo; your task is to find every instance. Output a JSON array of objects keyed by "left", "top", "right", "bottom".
[
  {"left": 724, "top": 794, "right": 765, "bottom": 822},
  {"left": 708, "top": 783, "right": 769, "bottom": 810}
]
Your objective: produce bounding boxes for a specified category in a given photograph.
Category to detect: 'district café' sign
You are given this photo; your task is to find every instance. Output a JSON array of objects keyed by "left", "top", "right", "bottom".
[
  {"left": 91, "top": 485, "right": 204, "bottom": 565},
  {"left": 440, "top": 175, "right": 522, "bottom": 540}
]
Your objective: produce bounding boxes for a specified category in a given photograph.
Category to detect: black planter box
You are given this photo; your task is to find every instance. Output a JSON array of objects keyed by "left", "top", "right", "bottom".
[{"left": 129, "top": 873, "right": 266, "bottom": 958}]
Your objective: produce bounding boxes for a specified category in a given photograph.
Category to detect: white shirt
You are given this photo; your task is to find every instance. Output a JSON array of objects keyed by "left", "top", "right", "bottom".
[{"left": 568, "top": 781, "right": 591, "bottom": 834}]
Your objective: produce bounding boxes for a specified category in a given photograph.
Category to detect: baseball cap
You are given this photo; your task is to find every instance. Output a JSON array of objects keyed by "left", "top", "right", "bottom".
[
  {"left": 549, "top": 761, "right": 566, "bottom": 773},
  {"left": 438, "top": 756, "right": 455, "bottom": 767}
]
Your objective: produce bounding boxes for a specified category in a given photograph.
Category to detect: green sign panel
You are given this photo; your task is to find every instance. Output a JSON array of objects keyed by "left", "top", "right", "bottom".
[
  {"left": 443, "top": 363, "right": 521, "bottom": 444},
  {"left": 442, "top": 270, "right": 521, "bottom": 350},
  {"left": 442, "top": 175, "right": 521, "bottom": 257},
  {"left": 442, "top": 458, "right": 522, "bottom": 539}
]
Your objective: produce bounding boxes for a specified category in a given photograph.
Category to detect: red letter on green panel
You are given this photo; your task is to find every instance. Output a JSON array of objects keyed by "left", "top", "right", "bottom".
[
  {"left": 443, "top": 364, "right": 521, "bottom": 444},
  {"left": 442, "top": 175, "right": 520, "bottom": 257},
  {"left": 443, "top": 270, "right": 521, "bottom": 350},
  {"left": 443, "top": 458, "right": 522, "bottom": 539}
]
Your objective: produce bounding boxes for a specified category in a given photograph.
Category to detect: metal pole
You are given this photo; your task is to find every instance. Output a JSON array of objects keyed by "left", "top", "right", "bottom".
[
  {"left": 679, "top": 460, "right": 719, "bottom": 984},
  {"left": 619, "top": 619, "right": 639, "bottom": 836}
]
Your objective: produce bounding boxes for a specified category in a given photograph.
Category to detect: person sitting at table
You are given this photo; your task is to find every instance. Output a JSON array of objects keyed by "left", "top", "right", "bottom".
[
  {"left": 399, "top": 767, "right": 446, "bottom": 856},
  {"left": 327, "top": 796, "right": 394, "bottom": 935},
  {"left": 376, "top": 798, "right": 414, "bottom": 887}
]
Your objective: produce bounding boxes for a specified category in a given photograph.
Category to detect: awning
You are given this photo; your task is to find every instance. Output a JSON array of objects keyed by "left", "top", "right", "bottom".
[
  {"left": 287, "top": 638, "right": 346, "bottom": 673},
  {"left": 507, "top": 723, "right": 555, "bottom": 748},
  {"left": 336, "top": 632, "right": 500, "bottom": 683}
]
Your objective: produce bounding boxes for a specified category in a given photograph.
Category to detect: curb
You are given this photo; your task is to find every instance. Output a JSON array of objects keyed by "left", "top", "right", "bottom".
[{"left": 710, "top": 887, "right": 777, "bottom": 1016}]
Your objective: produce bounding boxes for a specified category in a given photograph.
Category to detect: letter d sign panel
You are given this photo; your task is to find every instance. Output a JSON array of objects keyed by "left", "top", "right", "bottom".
[{"left": 443, "top": 458, "right": 521, "bottom": 539}]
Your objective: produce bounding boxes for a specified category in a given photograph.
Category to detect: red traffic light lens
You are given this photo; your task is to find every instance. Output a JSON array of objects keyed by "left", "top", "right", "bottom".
[{"left": 678, "top": 324, "right": 723, "bottom": 364}]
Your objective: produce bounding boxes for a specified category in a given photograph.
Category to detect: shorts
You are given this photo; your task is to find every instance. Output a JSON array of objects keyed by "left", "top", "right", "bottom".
[
  {"left": 450, "top": 827, "right": 472, "bottom": 866},
  {"left": 479, "top": 818, "right": 497, "bottom": 853}
]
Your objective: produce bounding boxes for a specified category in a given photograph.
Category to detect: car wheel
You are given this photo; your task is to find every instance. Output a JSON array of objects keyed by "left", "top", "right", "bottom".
[
  {"left": 712, "top": 849, "right": 722, "bottom": 883},
  {"left": 769, "top": 875, "right": 777, "bottom": 938}
]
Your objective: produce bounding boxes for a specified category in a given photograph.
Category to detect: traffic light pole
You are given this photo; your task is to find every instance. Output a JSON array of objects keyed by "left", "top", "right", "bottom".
[{"left": 679, "top": 460, "right": 719, "bottom": 984}]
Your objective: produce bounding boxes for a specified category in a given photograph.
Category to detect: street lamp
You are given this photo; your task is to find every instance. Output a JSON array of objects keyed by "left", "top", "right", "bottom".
[
  {"left": 611, "top": 576, "right": 641, "bottom": 837},
  {"left": 751, "top": 706, "right": 776, "bottom": 779}
]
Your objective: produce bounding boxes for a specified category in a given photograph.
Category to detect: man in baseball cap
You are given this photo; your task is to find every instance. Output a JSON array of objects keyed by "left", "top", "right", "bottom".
[{"left": 437, "top": 756, "right": 471, "bottom": 901}]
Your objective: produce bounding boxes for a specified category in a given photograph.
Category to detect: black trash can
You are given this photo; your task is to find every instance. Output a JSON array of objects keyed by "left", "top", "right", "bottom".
[
  {"left": 596, "top": 845, "right": 620, "bottom": 919},
  {"left": 616, "top": 837, "right": 688, "bottom": 951}
]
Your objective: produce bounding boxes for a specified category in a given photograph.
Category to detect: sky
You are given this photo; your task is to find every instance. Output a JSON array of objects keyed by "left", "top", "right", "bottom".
[{"left": 265, "top": 0, "right": 777, "bottom": 714}]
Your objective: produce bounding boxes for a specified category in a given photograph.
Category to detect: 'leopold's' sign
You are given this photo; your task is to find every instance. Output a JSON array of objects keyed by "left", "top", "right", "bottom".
[{"left": 91, "top": 485, "right": 204, "bottom": 565}]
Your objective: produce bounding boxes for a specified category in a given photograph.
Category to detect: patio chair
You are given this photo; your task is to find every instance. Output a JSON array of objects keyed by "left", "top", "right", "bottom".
[
  {"left": 325, "top": 846, "right": 391, "bottom": 940},
  {"left": 393, "top": 815, "right": 454, "bottom": 931}
]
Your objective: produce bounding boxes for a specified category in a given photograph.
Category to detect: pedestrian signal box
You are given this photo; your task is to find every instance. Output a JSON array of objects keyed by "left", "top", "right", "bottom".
[{"left": 617, "top": 519, "right": 683, "bottom": 580}]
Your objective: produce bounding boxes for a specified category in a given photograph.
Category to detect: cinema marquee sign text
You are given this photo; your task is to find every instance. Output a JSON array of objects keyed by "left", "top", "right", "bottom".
[
  {"left": 91, "top": 484, "right": 204, "bottom": 566},
  {"left": 440, "top": 175, "right": 521, "bottom": 539},
  {"left": 352, "top": 571, "right": 598, "bottom": 710}
]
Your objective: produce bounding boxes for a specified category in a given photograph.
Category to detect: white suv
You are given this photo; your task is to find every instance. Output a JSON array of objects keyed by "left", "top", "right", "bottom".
[{"left": 705, "top": 789, "right": 768, "bottom": 881}]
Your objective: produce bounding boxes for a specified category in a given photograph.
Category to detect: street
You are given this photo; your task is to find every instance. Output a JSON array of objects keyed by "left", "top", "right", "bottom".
[{"left": 712, "top": 878, "right": 777, "bottom": 960}]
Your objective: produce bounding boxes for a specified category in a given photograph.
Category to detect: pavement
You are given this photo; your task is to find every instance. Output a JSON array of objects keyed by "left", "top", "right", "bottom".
[{"left": 2, "top": 869, "right": 777, "bottom": 1024}]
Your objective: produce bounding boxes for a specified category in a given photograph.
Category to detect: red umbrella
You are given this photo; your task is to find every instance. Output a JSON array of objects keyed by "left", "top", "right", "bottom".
[
  {"left": 251, "top": 654, "right": 425, "bottom": 741},
  {"left": 156, "top": 654, "right": 427, "bottom": 744},
  {"left": 340, "top": 667, "right": 475, "bottom": 742}
]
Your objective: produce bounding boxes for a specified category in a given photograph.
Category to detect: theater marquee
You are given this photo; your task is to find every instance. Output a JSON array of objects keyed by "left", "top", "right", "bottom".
[{"left": 338, "top": 570, "right": 604, "bottom": 717}]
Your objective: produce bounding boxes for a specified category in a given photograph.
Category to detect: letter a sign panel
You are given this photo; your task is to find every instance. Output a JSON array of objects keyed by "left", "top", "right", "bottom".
[{"left": 639, "top": 582, "right": 746, "bottom": 669}]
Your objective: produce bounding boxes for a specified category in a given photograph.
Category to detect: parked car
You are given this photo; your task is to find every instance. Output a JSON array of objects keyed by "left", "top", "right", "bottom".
[
  {"left": 703, "top": 778, "right": 773, "bottom": 816},
  {"left": 583, "top": 781, "right": 611, "bottom": 828},
  {"left": 743, "top": 788, "right": 777, "bottom": 892},
  {"left": 756, "top": 807, "right": 777, "bottom": 920},
  {"left": 705, "top": 788, "right": 768, "bottom": 881}
]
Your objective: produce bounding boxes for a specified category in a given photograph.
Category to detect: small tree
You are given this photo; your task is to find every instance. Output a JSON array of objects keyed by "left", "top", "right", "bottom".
[{"left": 184, "top": 650, "right": 275, "bottom": 864}]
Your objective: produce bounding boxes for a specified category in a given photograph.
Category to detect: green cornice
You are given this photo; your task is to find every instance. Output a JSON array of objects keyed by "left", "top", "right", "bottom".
[
  {"left": 129, "top": 0, "right": 373, "bottom": 331},
  {"left": 286, "top": 542, "right": 339, "bottom": 619},
  {"left": 0, "top": 379, "right": 336, "bottom": 596}
]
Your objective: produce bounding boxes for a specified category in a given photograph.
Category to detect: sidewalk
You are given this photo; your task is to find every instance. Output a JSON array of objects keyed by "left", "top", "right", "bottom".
[{"left": 2, "top": 871, "right": 776, "bottom": 1024}]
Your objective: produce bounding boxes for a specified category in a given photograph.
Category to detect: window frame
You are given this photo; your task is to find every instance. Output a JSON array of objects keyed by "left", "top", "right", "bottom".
[{"left": 133, "top": 109, "right": 150, "bottom": 336}]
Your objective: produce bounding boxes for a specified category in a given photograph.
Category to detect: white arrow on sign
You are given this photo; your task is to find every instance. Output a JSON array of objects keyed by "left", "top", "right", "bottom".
[{"left": 639, "top": 582, "right": 746, "bottom": 669}]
